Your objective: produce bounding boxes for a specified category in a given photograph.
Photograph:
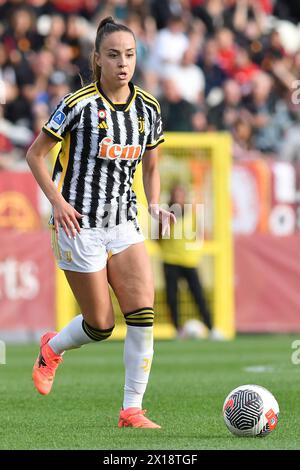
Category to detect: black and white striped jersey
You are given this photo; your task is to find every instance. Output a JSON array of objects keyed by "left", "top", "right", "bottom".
[{"left": 43, "top": 81, "right": 164, "bottom": 228}]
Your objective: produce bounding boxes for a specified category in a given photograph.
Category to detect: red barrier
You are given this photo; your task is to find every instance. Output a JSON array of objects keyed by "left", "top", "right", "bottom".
[
  {"left": 235, "top": 234, "right": 300, "bottom": 332},
  {"left": 0, "top": 230, "right": 55, "bottom": 340}
]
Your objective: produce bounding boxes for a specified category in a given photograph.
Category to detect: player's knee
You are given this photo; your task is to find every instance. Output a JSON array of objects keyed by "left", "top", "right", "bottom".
[
  {"left": 82, "top": 320, "right": 114, "bottom": 341},
  {"left": 124, "top": 307, "right": 154, "bottom": 327},
  {"left": 128, "top": 281, "right": 154, "bottom": 306}
]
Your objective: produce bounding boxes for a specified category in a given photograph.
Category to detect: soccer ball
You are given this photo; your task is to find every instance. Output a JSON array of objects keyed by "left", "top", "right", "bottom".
[
  {"left": 222, "top": 384, "right": 279, "bottom": 437},
  {"left": 180, "top": 319, "right": 207, "bottom": 339}
]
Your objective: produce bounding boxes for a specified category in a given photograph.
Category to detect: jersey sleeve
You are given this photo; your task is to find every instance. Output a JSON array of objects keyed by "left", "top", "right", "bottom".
[
  {"left": 146, "top": 107, "right": 165, "bottom": 150},
  {"left": 42, "top": 95, "right": 79, "bottom": 141}
]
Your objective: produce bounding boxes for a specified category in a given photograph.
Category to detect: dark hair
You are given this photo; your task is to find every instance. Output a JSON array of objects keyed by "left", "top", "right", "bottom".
[{"left": 91, "top": 16, "right": 135, "bottom": 82}]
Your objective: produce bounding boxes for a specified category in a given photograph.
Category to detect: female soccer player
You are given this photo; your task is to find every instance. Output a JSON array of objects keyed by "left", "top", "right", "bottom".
[{"left": 26, "top": 16, "right": 175, "bottom": 429}]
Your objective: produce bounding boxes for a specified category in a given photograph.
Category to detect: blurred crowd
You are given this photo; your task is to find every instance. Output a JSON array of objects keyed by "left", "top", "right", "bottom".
[{"left": 1, "top": 0, "right": 300, "bottom": 170}]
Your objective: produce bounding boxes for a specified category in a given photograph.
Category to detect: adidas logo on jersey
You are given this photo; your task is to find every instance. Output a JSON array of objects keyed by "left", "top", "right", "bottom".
[
  {"left": 97, "top": 137, "right": 141, "bottom": 160},
  {"left": 98, "top": 121, "right": 108, "bottom": 129}
]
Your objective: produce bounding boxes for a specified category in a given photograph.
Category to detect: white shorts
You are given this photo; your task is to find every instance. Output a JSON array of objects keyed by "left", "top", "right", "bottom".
[{"left": 51, "top": 220, "right": 145, "bottom": 273}]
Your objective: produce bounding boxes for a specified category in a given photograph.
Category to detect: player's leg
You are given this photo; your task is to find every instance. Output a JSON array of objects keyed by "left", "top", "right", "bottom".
[
  {"left": 107, "top": 241, "right": 160, "bottom": 428},
  {"left": 163, "top": 263, "right": 180, "bottom": 331},
  {"left": 183, "top": 266, "right": 212, "bottom": 330},
  {"left": 49, "top": 225, "right": 115, "bottom": 352},
  {"left": 33, "top": 268, "right": 115, "bottom": 395},
  {"left": 50, "top": 268, "right": 115, "bottom": 353},
  {"left": 33, "top": 227, "right": 115, "bottom": 395}
]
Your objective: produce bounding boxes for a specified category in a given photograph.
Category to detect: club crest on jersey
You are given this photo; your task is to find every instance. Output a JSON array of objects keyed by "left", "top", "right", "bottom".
[
  {"left": 138, "top": 117, "right": 145, "bottom": 134},
  {"left": 50, "top": 110, "right": 66, "bottom": 129},
  {"left": 98, "top": 109, "right": 107, "bottom": 119},
  {"left": 97, "top": 137, "right": 141, "bottom": 160}
]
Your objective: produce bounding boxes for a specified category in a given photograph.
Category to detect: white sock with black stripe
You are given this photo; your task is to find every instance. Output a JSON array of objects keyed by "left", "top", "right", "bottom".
[
  {"left": 123, "top": 308, "right": 154, "bottom": 409},
  {"left": 49, "top": 314, "right": 96, "bottom": 354}
]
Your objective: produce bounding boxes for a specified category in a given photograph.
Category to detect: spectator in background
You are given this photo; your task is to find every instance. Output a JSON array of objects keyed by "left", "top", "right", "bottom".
[
  {"left": 150, "top": 0, "right": 172, "bottom": 30},
  {"left": 163, "top": 47, "right": 205, "bottom": 105},
  {"left": 197, "top": 38, "right": 227, "bottom": 98},
  {"left": 238, "top": 19, "right": 266, "bottom": 67},
  {"left": 232, "top": 117, "right": 261, "bottom": 160},
  {"left": 208, "top": 78, "right": 242, "bottom": 131},
  {"left": 128, "top": 0, "right": 150, "bottom": 22},
  {"left": 0, "top": 42, "right": 16, "bottom": 87},
  {"left": 44, "top": 14, "right": 66, "bottom": 50},
  {"left": 154, "top": 14, "right": 189, "bottom": 61},
  {"left": 192, "top": 0, "right": 227, "bottom": 35},
  {"left": 160, "top": 78, "right": 197, "bottom": 132},
  {"left": 26, "top": 0, "right": 54, "bottom": 17},
  {"left": 244, "top": 71, "right": 293, "bottom": 154},
  {"left": 151, "top": 0, "right": 188, "bottom": 30},
  {"left": 224, "top": 0, "right": 268, "bottom": 33},
  {"left": 280, "top": 122, "right": 300, "bottom": 163},
  {"left": 215, "top": 28, "right": 236, "bottom": 76},
  {"left": 30, "top": 49, "right": 55, "bottom": 97},
  {"left": 2, "top": 5, "right": 44, "bottom": 56},
  {"left": 49, "top": 70, "right": 70, "bottom": 101},
  {"left": 191, "top": 106, "right": 208, "bottom": 132},
  {"left": 145, "top": 14, "right": 189, "bottom": 93},
  {"left": 46, "top": 70, "right": 71, "bottom": 111},
  {"left": 3, "top": 68, "right": 35, "bottom": 129},
  {"left": 52, "top": 42, "right": 79, "bottom": 85},
  {"left": 98, "top": 0, "right": 129, "bottom": 22},
  {"left": 159, "top": 183, "right": 222, "bottom": 339},
  {"left": 231, "top": 45, "right": 260, "bottom": 89},
  {"left": 62, "top": 14, "right": 93, "bottom": 85}
]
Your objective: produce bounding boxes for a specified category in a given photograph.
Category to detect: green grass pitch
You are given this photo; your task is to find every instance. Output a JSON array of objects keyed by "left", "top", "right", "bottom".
[{"left": 0, "top": 334, "right": 299, "bottom": 450}]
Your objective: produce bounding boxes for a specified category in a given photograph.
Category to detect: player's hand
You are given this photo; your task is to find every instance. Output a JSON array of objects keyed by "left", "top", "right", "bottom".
[
  {"left": 149, "top": 203, "right": 177, "bottom": 237},
  {"left": 52, "top": 197, "right": 83, "bottom": 238}
]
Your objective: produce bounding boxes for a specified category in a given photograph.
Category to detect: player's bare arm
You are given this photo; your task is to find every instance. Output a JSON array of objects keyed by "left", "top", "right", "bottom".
[
  {"left": 143, "top": 148, "right": 176, "bottom": 236},
  {"left": 26, "top": 131, "right": 82, "bottom": 238}
]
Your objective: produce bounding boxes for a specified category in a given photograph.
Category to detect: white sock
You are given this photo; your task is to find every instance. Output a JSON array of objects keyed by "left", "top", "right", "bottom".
[
  {"left": 49, "top": 314, "right": 95, "bottom": 355},
  {"left": 123, "top": 325, "right": 154, "bottom": 409}
]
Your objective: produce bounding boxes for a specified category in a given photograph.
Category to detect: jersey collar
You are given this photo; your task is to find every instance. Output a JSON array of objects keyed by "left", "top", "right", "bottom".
[{"left": 95, "top": 81, "right": 136, "bottom": 112}]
